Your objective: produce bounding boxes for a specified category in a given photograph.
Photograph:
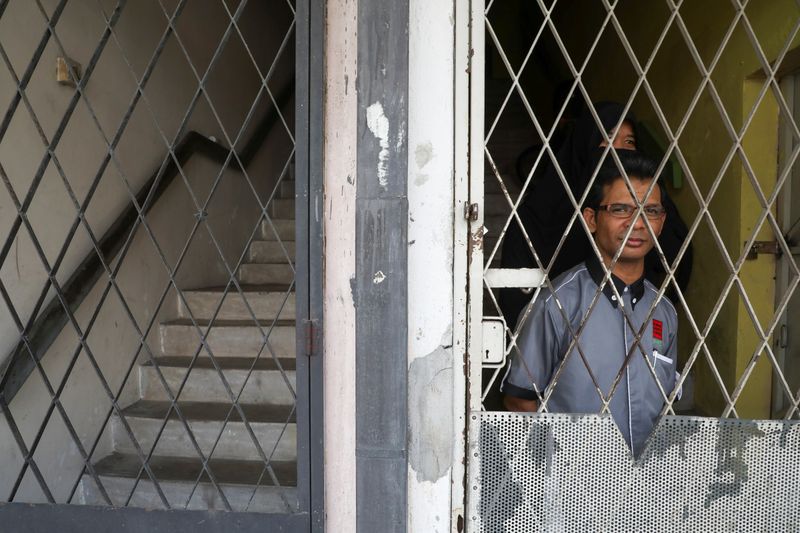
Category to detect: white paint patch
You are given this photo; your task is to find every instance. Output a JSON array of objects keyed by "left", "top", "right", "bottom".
[
  {"left": 373, "top": 270, "right": 386, "bottom": 284},
  {"left": 366, "top": 102, "right": 390, "bottom": 189}
]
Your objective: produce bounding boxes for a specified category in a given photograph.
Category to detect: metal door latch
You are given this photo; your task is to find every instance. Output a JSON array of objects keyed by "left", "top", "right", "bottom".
[
  {"left": 464, "top": 202, "right": 479, "bottom": 221},
  {"left": 746, "top": 240, "right": 781, "bottom": 260},
  {"left": 482, "top": 317, "right": 507, "bottom": 367}
]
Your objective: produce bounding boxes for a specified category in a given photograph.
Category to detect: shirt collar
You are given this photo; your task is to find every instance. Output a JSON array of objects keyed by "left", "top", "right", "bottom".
[{"left": 585, "top": 255, "right": 645, "bottom": 309}]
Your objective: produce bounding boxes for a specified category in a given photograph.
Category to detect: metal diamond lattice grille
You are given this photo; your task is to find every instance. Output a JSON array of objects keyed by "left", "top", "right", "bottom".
[
  {"left": 0, "top": 0, "right": 299, "bottom": 512},
  {"left": 469, "top": 0, "right": 800, "bottom": 527},
  {"left": 475, "top": 0, "right": 800, "bottom": 420}
]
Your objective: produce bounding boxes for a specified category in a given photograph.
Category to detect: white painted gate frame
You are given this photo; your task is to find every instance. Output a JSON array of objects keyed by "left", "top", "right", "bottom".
[{"left": 451, "top": 0, "right": 482, "bottom": 529}]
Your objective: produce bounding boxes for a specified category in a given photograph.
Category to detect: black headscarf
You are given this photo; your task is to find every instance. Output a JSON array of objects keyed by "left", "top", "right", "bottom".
[{"left": 499, "top": 102, "right": 692, "bottom": 327}]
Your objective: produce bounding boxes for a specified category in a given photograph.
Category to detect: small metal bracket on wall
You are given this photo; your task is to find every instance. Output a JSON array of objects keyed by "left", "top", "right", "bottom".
[
  {"left": 746, "top": 240, "right": 781, "bottom": 260},
  {"left": 56, "top": 56, "right": 81, "bottom": 87}
]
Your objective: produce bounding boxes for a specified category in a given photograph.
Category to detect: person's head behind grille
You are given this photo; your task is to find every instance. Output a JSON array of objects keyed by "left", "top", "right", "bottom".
[{"left": 584, "top": 149, "right": 662, "bottom": 210}]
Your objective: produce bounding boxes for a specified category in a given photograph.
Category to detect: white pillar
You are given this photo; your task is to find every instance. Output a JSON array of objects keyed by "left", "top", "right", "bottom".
[
  {"left": 407, "top": 0, "right": 462, "bottom": 530},
  {"left": 323, "top": 0, "right": 358, "bottom": 530}
]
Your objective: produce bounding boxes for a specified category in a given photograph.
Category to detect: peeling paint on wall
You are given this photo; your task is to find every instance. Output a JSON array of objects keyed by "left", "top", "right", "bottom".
[
  {"left": 408, "top": 343, "right": 454, "bottom": 482},
  {"left": 366, "top": 101, "right": 390, "bottom": 189}
]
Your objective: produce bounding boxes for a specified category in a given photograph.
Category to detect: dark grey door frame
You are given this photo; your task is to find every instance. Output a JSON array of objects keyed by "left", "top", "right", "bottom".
[
  {"left": 0, "top": 0, "right": 324, "bottom": 529},
  {"left": 295, "top": 0, "right": 326, "bottom": 529}
]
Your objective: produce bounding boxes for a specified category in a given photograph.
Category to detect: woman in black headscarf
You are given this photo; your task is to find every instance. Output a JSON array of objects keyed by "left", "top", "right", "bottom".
[{"left": 499, "top": 101, "right": 692, "bottom": 328}]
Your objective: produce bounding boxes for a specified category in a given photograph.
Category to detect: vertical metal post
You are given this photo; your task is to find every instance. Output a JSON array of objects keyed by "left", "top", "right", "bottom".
[
  {"left": 466, "top": 0, "right": 486, "bottom": 414},
  {"left": 309, "top": 0, "right": 326, "bottom": 528},
  {"left": 296, "top": 0, "right": 325, "bottom": 528},
  {"left": 452, "top": 0, "right": 472, "bottom": 527}
]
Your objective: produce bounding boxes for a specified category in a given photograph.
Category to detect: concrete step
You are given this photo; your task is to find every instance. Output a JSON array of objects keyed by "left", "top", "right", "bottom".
[
  {"left": 160, "top": 319, "right": 296, "bottom": 357},
  {"left": 238, "top": 263, "right": 295, "bottom": 285},
  {"left": 178, "top": 286, "right": 295, "bottom": 321},
  {"left": 268, "top": 198, "right": 295, "bottom": 219},
  {"left": 279, "top": 179, "right": 295, "bottom": 199},
  {"left": 248, "top": 241, "right": 295, "bottom": 263},
  {"left": 139, "top": 357, "right": 296, "bottom": 405},
  {"left": 110, "top": 401, "right": 296, "bottom": 462},
  {"left": 79, "top": 453, "right": 297, "bottom": 512},
  {"left": 259, "top": 219, "right": 295, "bottom": 241}
]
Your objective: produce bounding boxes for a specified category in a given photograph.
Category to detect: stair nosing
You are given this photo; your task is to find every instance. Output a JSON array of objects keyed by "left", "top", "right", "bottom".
[
  {"left": 181, "top": 284, "right": 295, "bottom": 294},
  {"left": 119, "top": 400, "right": 296, "bottom": 424},
  {"left": 142, "top": 356, "right": 297, "bottom": 371},
  {"left": 91, "top": 452, "right": 297, "bottom": 487},
  {"left": 161, "top": 318, "right": 296, "bottom": 327}
]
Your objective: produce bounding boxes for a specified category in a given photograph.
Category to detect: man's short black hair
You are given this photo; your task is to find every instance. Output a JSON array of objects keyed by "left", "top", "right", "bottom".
[{"left": 585, "top": 150, "right": 662, "bottom": 208}]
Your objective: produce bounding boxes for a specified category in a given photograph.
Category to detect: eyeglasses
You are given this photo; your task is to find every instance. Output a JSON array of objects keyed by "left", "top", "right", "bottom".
[{"left": 595, "top": 203, "right": 666, "bottom": 219}]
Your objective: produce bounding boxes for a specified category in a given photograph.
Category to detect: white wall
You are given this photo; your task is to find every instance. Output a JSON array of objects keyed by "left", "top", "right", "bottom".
[
  {"left": 323, "top": 0, "right": 358, "bottom": 529},
  {"left": 0, "top": 0, "right": 294, "bottom": 502},
  {"left": 406, "top": 0, "right": 460, "bottom": 530},
  {"left": 322, "top": 0, "right": 464, "bottom": 529}
]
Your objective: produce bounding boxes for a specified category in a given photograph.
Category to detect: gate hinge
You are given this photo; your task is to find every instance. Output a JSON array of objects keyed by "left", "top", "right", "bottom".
[
  {"left": 302, "top": 319, "right": 320, "bottom": 357},
  {"left": 746, "top": 240, "right": 781, "bottom": 260},
  {"left": 464, "top": 202, "right": 479, "bottom": 221}
]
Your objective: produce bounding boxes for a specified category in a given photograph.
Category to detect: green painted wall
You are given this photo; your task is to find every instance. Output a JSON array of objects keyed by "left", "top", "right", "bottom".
[{"left": 547, "top": 0, "right": 800, "bottom": 417}]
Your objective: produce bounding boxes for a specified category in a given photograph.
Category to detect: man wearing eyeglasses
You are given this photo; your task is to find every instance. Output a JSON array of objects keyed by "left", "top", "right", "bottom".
[{"left": 501, "top": 149, "right": 679, "bottom": 456}]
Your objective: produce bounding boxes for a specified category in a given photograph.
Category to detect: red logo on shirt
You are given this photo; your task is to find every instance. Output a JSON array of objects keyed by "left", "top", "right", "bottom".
[{"left": 653, "top": 319, "right": 663, "bottom": 341}]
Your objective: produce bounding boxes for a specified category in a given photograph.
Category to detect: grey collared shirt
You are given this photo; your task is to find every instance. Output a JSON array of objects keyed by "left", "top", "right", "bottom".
[{"left": 501, "top": 258, "right": 679, "bottom": 456}]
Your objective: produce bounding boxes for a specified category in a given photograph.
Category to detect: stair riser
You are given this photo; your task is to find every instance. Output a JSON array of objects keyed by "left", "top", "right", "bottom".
[
  {"left": 160, "top": 325, "right": 295, "bottom": 357},
  {"left": 268, "top": 199, "right": 295, "bottom": 219},
  {"left": 238, "top": 264, "right": 295, "bottom": 285},
  {"left": 139, "top": 366, "right": 296, "bottom": 405},
  {"left": 259, "top": 219, "right": 295, "bottom": 241},
  {"left": 79, "top": 476, "right": 298, "bottom": 512},
  {"left": 248, "top": 241, "right": 296, "bottom": 263},
  {"left": 179, "top": 292, "right": 296, "bottom": 321},
  {"left": 111, "top": 417, "right": 296, "bottom": 462}
]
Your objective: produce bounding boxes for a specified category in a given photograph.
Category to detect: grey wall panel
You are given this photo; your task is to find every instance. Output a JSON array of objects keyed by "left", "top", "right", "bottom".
[{"left": 355, "top": 0, "right": 409, "bottom": 529}]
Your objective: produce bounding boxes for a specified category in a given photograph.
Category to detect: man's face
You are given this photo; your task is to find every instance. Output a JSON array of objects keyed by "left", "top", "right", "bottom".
[{"left": 583, "top": 176, "right": 665, "bottom": 265}]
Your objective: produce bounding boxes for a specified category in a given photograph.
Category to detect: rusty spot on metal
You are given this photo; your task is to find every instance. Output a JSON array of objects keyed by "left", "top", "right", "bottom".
[{"left": 470, "top": 226, "right": 485, "bottom": 255}]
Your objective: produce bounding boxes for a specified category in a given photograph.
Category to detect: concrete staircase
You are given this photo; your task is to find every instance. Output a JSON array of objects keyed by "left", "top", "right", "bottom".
[{"left": 78, "top": 180, "right": 299, "bottom": 513}]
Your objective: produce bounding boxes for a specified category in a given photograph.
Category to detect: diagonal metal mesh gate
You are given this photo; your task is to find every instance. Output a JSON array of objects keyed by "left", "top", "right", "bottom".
[
  {"left": 464, "top": 0, "right": 800, "bottom": 530},
  {"left": 0, "top": 0, "right": 321, "bottom": 527}
]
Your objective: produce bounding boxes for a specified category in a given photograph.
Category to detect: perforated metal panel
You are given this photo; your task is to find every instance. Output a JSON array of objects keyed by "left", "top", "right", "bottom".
[{"left": 468, "top": 412, "right": 800, "bottom": 532}]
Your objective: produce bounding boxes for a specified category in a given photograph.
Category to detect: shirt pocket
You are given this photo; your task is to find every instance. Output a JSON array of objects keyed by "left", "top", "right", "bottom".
[
  {"left": 652, "top": 350, "right": 675, "bottom": 390},
  {"left": 652, "top": 350, "right": 673, "bottom": 365}
]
